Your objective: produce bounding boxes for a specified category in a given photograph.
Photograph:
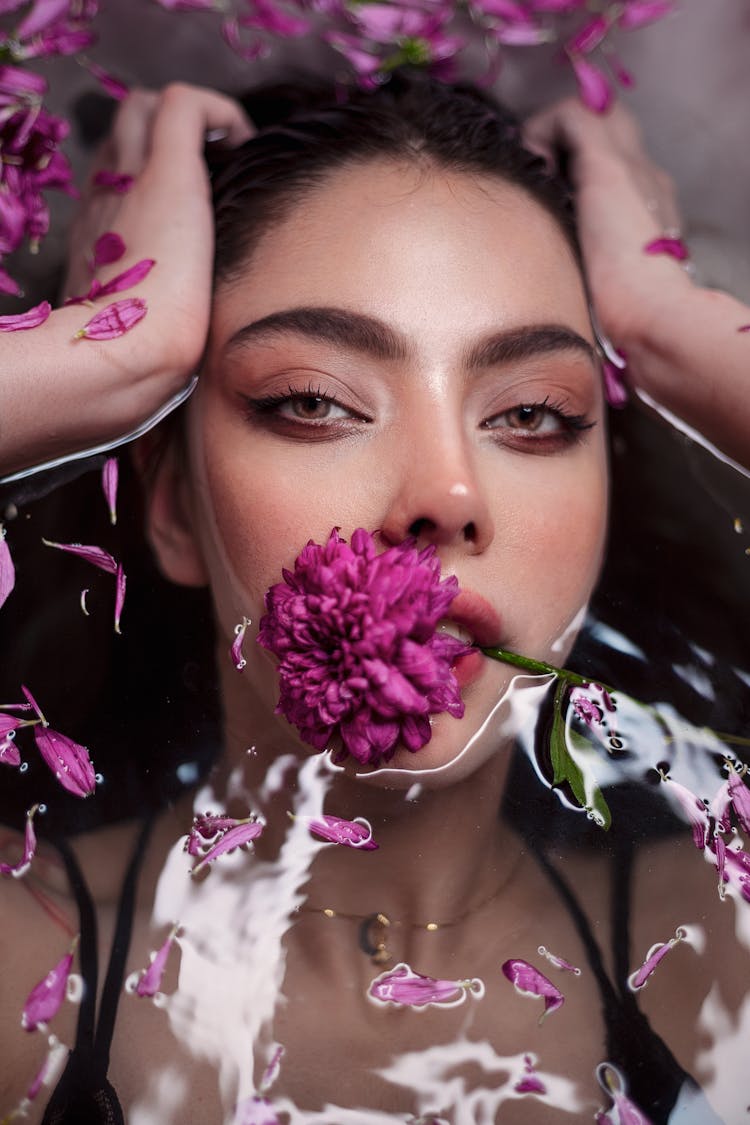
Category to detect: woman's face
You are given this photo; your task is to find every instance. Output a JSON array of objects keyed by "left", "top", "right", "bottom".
[{"left": 164, "top": 158, "right": 608, "bottom": 782}]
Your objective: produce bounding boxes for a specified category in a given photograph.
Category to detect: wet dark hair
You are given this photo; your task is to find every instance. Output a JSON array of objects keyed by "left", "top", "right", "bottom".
[{"left": 209, "top": 71, "right": 581, "bottom": 283}]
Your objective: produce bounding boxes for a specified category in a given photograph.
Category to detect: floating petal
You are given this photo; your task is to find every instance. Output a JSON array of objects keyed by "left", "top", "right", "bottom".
[
  {"left": 42, "top": 538, "right": 118, "bottom": 574},
  {"left": 234, "top": 1096, "right": 280, "bottom": 1125},
  {"left": 617, "top": 0, "right": 673, "bottom": 30},
  {"left": 91, "top": 231, "right": 125, "bottom": 270},
  {"left": 0, "top": 732, "right": 22, "bottom": 766},
  {"left": 190, "top": 816, "right": 264, "bottom": 874},
  {"left": 93, "top": 258, "right": 155, "bottom": 299},
  {"left": 231, "top": 616, "right": 251, "bottom": 670},
  {"left": 501, "top": 959, "right": 564, "bottom": 1021},
  {"left": 627, "top": 926, "right": 686, "bottom": 991},
  {"left": 0, "top": 300, "right": 51, "bottom": 331},
  {"left": 83, "top": 60, "right": 129, "bottom": 101},
  {"left": 102, "top": 457, "right": 118, "bottom": 525},
  {"left": 727, "top": 765, "right": 750, "bottom": 834},
  {"left": 75, "top": 298, "right": 147, "bottom": 340},
  {"left": 0, "top": 524, "right": 15, "bottom": 609},
  {"left": 114, "top": 564, "right": 126, "bottom": 634},
  {"left": 22, "top": 688, "right": 96, "bottom": 798},
  {"left": 602, "top": 359, "right": 628, "bottom": 408},
  {"left": 596, "top": 1062, "right": 652, "bottom": 1123},
  {"left": 0, "top": 803, "right": 40, "bottom": 877},
  {"left": 569, "top": 55, "right": 612, "bottom": 113},
  {"left": 260, "top": 1045, "right": 284, "bottom": 1093},
  {"left": 658, "top": 772, "right": 708, "bottom": 849},
  {"left": 22, "top": 939, "right": 77, "bottom": 1031},
  {"left": 643, "top": 237, "right": 689, "bottom": 261},
  {"left": 25, "top": 1033, "right": 68, "bottom": 1102},
  {"left": 537, "top": 945, "right": 581, "bottom": 975},
  {"left": 93, "top": 170, "right": 134, "bottom": 194},
  {"left": 302, "top": 813, "right": 378, "bottom": 850},
  {"left": 134, "top": 923, "right": 180, "bottom": 998},
  {"left": 368, "top": 962, "right": 484, "bottom": 1009}
]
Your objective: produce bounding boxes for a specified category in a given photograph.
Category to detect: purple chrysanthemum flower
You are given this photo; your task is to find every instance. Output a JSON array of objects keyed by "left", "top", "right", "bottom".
[{"left": 257, "top": 528, "right": 468, "bottom": 766}]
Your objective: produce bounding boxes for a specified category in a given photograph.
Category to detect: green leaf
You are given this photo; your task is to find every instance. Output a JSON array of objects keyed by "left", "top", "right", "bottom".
[{"left": 549, "top": 682, "right": 611, "bottom": 831}]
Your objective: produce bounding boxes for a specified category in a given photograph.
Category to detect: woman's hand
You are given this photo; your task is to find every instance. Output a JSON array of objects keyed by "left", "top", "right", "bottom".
[
  {"left": 524, "top": 96, "right": 690, "bottom": 351},
  {"left": 525, "top": 98, "right": 750, "bottom": 468},
  {"left": 1, "top": 83, "right": 253, "bottom": 478}
]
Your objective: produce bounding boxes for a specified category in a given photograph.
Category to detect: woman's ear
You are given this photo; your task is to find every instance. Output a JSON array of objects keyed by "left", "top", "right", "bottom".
[{"left": 132, "top": 431, "right": 209, "bottom": 588}]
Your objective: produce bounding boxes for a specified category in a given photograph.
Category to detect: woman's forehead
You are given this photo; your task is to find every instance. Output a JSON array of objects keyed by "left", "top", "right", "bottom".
[{"left": 211, "top": 158, "right": 591, "bottom": 353}]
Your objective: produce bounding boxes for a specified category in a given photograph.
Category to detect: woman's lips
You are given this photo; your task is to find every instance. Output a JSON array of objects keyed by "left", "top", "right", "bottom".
[
  {"left": 441, "top": 589, "right": 503, "bottom": 649},
  {"left": 440, "top": 588, "right": 503, "bottom": 691}
]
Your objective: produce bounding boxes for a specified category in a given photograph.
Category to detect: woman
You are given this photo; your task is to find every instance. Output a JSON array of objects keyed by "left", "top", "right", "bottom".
[{"left": 0, "top": 75, "right": 748, "bottom": 1123}]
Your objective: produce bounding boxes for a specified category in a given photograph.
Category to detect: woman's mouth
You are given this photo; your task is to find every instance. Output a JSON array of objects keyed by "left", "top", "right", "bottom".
[{"left": 437, "top": 589, "right": 503, "bottom": 691}]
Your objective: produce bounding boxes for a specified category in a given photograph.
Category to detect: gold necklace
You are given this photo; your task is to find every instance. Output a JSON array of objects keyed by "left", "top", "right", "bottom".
[{"left": 297, "top": 872, "right": 517, "bottom": 966}]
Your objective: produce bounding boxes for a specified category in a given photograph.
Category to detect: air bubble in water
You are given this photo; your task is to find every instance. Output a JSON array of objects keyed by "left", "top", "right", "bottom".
[{"left": 95, "top": 773, "right": 103, "bottom": 784}]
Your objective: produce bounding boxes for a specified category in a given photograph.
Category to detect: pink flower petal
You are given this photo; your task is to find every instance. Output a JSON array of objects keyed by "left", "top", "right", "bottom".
[
  {"left": 22, "top": 686, "right": 96, "bottom": 797},
  {"left": 0, "top": 523, "right": 15, "bottom": 609},
  {"left": 0, "top": 266, "right": 22, "bottom": 296},
  {"left": 94, "top": 258, "right": 155, "bottom": 299},
  {"left": 514, "top": 1055, "right": 547, "bottom": 1095},
  {"left": 602, "top": 358, "right": 629, "bottom": 408},
  {"left": 537, "top": 945, "right": 581, "bottom": 975},
  {"left": 727, "top": 766, "right": 750, "bottom": 834},
  {"left": 0, "top": 300, "right": 51, "bottom": 331},
  {"left": 133, "top": 923, "right": 180, "bottom": 997},
  {"left": 0, "top": 733, "right": 22, "bottom": 767},
  {"left": 154, "top": 0, "right": 219, "bottom": 8},
  {"left": 231, "top": 616, "right": 251, "bottom": 670},
  {"left": 596, "top": 1062, "right": 652, "bottom": 1124},
  {"left": 617, "top": 0, "right": 673, "bottom": 30},
  {"left": 303, "top": 813, "right": 379, "bottom": 850},
  {"left": 102, "top": 457, "right": 118, "bottom": 525},
  {"left": 42, "top": 538, "right": 118, "bottom": 574},
  {"left": 369, "top": 962, "right": 485, "bottom": 1009},
  {"left": 93, "top": 170, "right": 134, "bottom": 194},
  {"left": 627, "top": 926, "right": 686, "bottom": 991},
  {"left": 234, "top": 1097, "right": 280, "bottom": 1125},
  {"left": 82, "top": 60, "right": 129, "bottom": 101},
  {"left": 22, "top": 940, "right": 77, "bottom": 1031},
  {"left": 658, "top": 772, "right": 708, "bottom": 849},
  {"left": 0, "top": 803, "right": 40, "bottom": 877},
  {"left": 260, "top": 1045, "right": 284, "bottom": 1093},
  {"left": 190, "top": 816, "right": 264, "bottom": 874},
  {"left": 643, "top": 237, "right": 689, "bottom": 261},
  {"left": 567, "top": 15, "right": 609, "bottom": 54},
  {"left": 114, "top": 563, "right": 126, "bottom": 634},
  {"left": 25, "top": 1033, "right": 68, "bottom": 1101},
  {"left": 569, "top": 55, "right": 613, "bottom": 113},
  {"left": 15, "top": 0, "right": 70, "bottom": 41},
  {"left": 501, "top": 959, "right": 564, "bottom": 1021},
  {"left": 75, "top": 297, "right": 147, "bottom": 340},
  {"left": 91, "top": 231, "right": 125, "bottom": 270}
]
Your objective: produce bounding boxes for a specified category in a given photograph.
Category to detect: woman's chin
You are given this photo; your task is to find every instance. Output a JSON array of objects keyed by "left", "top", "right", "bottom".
[{"left": 333, "top": 696, "right": 516, "bottom": 791}]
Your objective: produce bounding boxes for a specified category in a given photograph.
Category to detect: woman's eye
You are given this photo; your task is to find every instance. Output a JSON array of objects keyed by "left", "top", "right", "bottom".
[
  {"left": 278, "top": 395, "right": 350, "bottom": 422},
  {"left": 482, "top": 401, "right": 593, "bottom": 443}
]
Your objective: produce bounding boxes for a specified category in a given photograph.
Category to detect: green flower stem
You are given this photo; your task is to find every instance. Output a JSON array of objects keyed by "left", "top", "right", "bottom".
[{"left": 480, "top": 646, "right": 606, "bottom": 691}]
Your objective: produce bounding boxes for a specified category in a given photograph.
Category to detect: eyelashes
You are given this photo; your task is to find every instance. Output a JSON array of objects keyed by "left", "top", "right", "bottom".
[{"left": 240, "top": 381, "right": 596, "bottom": 448}]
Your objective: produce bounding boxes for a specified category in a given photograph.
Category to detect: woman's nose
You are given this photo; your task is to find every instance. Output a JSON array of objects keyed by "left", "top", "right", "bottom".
[{"left": 378, "top": 433, "right": 495, "bottom": 554}]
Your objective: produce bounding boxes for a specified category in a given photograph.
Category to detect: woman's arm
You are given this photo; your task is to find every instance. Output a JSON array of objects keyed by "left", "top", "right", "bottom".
[
  {"left": 0, "top": 83, "right": 253, "bottom": 478},
  {"left": 525, "top": 98, "right": 750, "bottom": 470}
]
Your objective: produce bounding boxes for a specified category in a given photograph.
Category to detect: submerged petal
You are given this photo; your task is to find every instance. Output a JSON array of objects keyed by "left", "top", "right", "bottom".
[
  {"left": 369, "top": 962, "right": 484, "bottom": 1009},
  {"left": 22, "top": 939, "right": 78, "bottom": 1031},
  {"left": 102, "top": 457, "right": 118, "bottom": 525},
  {"left": 231, "top": 616, "right": 251, "bottom": 670},
  {"left": 501, "top": 959, "right": 564, "bottom": 1021},
  {"left": 0, "top": 803, "right": 40, "bottom": 877},
  {"left": 727, "top": 765, "right": 750, "bottom": 834},
  {"left": 190, "top": 816, "right": 264, "bottom": 874},
  {"left": 627, "top": 926, "right": 687, "bottom": 991},
  {"left": 114, "top": 563, "right": 126, "bottom": 634},
  {"left": 303, "top": 813, "right": 378, "bottom": 849},
  {"left": 0, "top": 523, "right": 15, "bottom": 609},
  {"left": 133, "top": 923, "right": 180, "bottom": 997},
  {"left": 42, "top": 538, "right": 118, "bottom": 574}
]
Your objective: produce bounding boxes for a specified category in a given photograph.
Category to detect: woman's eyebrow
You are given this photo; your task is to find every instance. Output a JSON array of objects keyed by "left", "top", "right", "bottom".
[
  {"left": 465, "top": 325, "right": 597, "bottom": 370},
  {"left": 224, "top": 306, "right": 596, "bottom": 370},
  {"left": 224, "top": 306, "right": 410, "bottom": 361}
]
